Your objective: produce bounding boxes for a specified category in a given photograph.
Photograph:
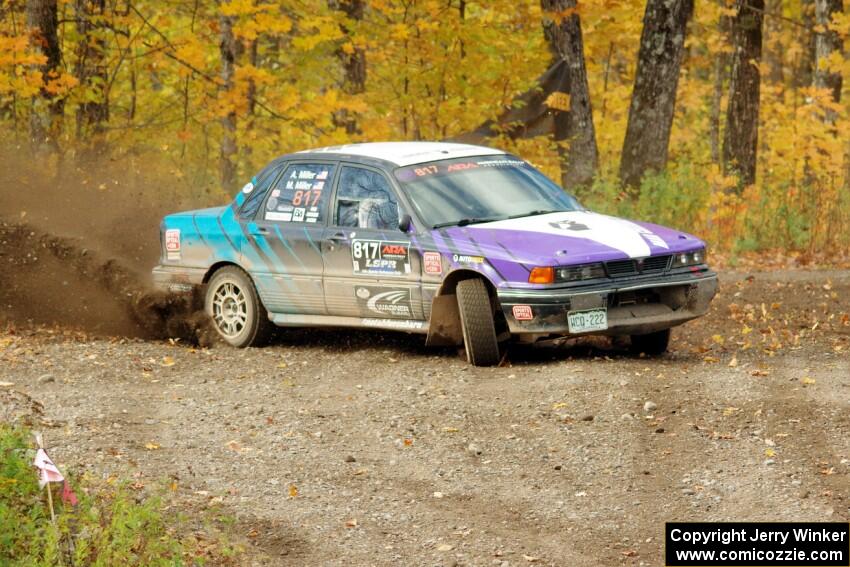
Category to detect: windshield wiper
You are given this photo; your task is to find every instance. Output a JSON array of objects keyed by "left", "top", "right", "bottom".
[
  {"left": 506, "top": 209, "right": 562, "bottom": 219},
  {"left": 432, "top": 217, "right": 503, "bottom": 229}
]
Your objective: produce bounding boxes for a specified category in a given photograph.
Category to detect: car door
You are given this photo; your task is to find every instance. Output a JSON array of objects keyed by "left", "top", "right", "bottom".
[
  {"left": 243, "top": 161, "right": 337, "bottom": 315},
  {"left": 322, "top": 164, "right": 424, "bottom": 321}
]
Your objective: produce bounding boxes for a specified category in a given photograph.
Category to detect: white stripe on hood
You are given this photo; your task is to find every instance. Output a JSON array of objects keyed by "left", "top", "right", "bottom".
[{"left": 472, "top": 211, "right": 668, "bottom": 259}]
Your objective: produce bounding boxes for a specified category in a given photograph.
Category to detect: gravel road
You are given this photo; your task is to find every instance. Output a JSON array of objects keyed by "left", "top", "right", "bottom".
[{"left": 2, "top": 270, "right": 848, "bottom": 566}]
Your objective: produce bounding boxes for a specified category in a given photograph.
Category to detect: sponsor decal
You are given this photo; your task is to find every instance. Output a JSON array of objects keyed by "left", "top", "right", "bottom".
[
  {"left": 356, "top": 286, "right": 413, "bottom": 318},
  {"left": 313, "top": 181, "right": 325, "bottom": 190},
  {"left": 512, "top": 305, "right": 534, "bottom": 321},
  {"left": 317, "top": 170, "right": 329, "bottom": 180},
  {"left": 549, "top": 219, "right": 589, "bottom": 231},
  {"left": 165, "top": 229, "right": 181, "bottom": 261},
  {"left": 423, "top": 251, "right": 442, "bottom": 275},
  {"left": 446, "top": 162, "right": 479, "bottom": 172},
  {"left": 292, "top": 208, "right": 306, "bottom": 222},
  {"left": 271, "top": 189, "right": 281, "bottom": 198},
  {"left": 351, "top": 240, "right": 411, "bottom": 276},
  {"left": 241, "top": 182, "right": 254, "bottom": 194},
  {"left": 266, "top": 211, "right": 292, "bottom": 222},
  {"left": 452, "top": 253, "right": 485, "bottom": 264},
  {"left": 636, "top": 226, "right": 669, "bottom": 249},
  {"left": 477, "top": 159, "right": 526, "bottom": 167},
  {"left": 362, "top": 318, "right": 424, "bottom": 330},
  {"left": 266, "top": 197, "right": 279, "bottom": 210}
]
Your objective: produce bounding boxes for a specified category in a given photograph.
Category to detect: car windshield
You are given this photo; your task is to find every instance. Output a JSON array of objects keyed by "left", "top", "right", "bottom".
[{"left": 393, "top": 156, "right": 582, "bottom": 228}]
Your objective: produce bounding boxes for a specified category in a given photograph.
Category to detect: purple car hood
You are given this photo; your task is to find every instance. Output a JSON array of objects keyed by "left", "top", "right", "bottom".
[{"left": 439, "top": 211, "right": 703, "bottom": 266}]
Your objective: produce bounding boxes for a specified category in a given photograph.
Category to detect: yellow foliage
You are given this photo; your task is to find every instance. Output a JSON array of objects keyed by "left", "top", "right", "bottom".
[{"left": 0, "top": 0, "right": 847, "bottom": 253}]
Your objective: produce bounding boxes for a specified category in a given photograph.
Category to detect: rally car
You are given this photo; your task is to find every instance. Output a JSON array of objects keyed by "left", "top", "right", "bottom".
[{"left": 153, "top": 142, "right": 717, "bottom": 366}]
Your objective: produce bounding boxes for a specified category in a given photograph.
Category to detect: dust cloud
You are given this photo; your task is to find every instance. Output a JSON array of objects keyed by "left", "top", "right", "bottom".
[{"left": 0, "top": 146, "right": 220, "bottom": 343}]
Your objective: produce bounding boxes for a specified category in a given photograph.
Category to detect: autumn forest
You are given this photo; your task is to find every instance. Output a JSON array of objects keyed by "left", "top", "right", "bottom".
[{"left": 3, "top": 0, "right": 850, "bottom": 256}]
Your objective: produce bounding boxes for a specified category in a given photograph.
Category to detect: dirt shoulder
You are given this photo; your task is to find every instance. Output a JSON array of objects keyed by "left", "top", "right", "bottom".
[{"left": 1, "top": 270, "right": 848, "bottom": 566}]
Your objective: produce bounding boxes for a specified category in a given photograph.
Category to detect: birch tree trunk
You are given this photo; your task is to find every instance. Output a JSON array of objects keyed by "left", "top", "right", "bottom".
[
  {"left": 619, "top": 0, "right": 694, "bottom": 189},
  {"left": 814, "top": 0, "right": 843, "bottom": 118},
  {"left": 722, "top": 0, "right": 764, "bottom": 189}
]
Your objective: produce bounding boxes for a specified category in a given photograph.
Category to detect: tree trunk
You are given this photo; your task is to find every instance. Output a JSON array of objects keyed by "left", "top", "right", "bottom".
[
  {"left": 26, "top": 0, "right": 63, "bottom": 147},
  {"left": 709, "top": 12, "right": 730, "bottom": 164},
  {"left": 541, "top": 0, "right": 598, "bottom": 189},
  {"left": 814, "top": 0, "right": 842, "bottom": 116},
  {"left": 619, "top": 0, "right": 694, "bottom": 189},
  {"left": 74, "top": 0, "right": 109, "bottom": 143},
  {"left": 796, "top": 0, "right": 816, "bottom": 90},
  {"left": 329, "top": 0, "right": 366, "bottom": 135},
  {"left": 722, "top": 0, "right": 764, "bottom": 189},
  {"left": 219, "top": 7, "right": 238, "bottom": 188}
]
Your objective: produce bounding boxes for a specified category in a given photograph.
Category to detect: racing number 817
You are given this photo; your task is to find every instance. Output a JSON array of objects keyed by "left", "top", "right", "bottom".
[
  {"left": 352, "top": 240, "right": 380, "bottom": 259},
  {"left": 292, "top": 190, "right": 322, "bottom": 207}
]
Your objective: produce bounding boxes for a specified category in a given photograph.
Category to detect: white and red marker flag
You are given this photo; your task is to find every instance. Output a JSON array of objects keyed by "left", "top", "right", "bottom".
[{"left": 33, "top": 448, "right": 78, "bottom": 505}]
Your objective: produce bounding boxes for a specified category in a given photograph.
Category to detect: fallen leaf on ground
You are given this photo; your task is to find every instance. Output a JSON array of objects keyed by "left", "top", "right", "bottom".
[{"left": 144, "top": 442, "right": 160, "bottom": 450}]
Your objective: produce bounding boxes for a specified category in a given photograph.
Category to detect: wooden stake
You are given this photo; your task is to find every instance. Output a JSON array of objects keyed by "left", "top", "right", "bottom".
[
  {"left": 34, "top": 431, "right": 63, "bottom": 566},
  {"left": 45, "top": 480, "right": 56, "bottom": 523}
]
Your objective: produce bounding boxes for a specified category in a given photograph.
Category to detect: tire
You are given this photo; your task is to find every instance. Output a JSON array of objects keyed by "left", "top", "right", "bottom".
[
  {"left": 630, "top": 328, "right": 671, "bottom": 356},
  {"left": 205, "top": 266, "right": 274, "bottom": 347},
  {"left": 456, "top": 279, "right": 500, "bottom": 366}
]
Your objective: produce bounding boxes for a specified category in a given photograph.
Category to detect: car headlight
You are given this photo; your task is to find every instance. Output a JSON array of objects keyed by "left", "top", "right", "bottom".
[
  {"left": 555, "top": 262, "right": 606, "bottom": 282},
  {"left": 672, "top": 247, "right": 706, "bottom": 268}
]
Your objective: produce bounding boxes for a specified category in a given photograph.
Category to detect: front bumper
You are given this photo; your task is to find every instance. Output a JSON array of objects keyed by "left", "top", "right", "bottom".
[
  {"left": 497, "top": 271, "right": 718, "bottom": 336},
  {"left": 151, "top": 265, "right": 207, "bottom": 293}
]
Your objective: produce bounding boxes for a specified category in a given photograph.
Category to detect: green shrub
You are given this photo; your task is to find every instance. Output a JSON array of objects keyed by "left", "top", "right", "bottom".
[{"left": 0, "top": 424, "right": 240, "bottom": 566}]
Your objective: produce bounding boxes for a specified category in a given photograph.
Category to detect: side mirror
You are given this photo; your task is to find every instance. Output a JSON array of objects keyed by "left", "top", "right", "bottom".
[{"left": 398, "top": 213, "right": 412, "bottom": 233}]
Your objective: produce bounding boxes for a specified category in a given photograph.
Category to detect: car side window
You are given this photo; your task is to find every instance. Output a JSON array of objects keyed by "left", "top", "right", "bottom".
[
  {"left": 239, "top": 164, "right": 282, "bottom": 219},
  {"left": 335, "top": 166, "right": 400, "bottom": 230},
  {"left": 263, "top": 163, "right": 335, "bottom": 224}
]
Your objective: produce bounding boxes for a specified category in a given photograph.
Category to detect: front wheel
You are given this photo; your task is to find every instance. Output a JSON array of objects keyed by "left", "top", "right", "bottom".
[
  {"left": 205, "top": 266, "right": 273, "bottom": 347},
  {"left": 630, "top": 328, "right": 671, "bottom": 356},
  {"left": 456, "top": 279, "right": 501, "bottom": 366}
]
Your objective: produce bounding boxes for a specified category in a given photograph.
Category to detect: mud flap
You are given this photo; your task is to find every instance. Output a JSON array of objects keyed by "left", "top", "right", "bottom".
[{"left": 425, "top": 294, "right": 464, "bottom": 346}]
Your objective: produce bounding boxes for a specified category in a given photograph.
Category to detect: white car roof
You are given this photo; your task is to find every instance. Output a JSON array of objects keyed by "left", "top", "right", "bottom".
[{"left": 298, "top": 141, "right": 506, "bottom": 167}]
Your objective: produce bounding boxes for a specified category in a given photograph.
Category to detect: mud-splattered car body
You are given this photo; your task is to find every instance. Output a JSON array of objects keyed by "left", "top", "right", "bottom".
[{"left": 153, "top": 142, "right": 717, "bottom": 359}]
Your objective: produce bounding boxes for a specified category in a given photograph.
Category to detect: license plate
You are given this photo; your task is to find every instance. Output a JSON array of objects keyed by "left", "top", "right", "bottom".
[{"left": 567, "top": 308, "right": 608, "bottom": 333}]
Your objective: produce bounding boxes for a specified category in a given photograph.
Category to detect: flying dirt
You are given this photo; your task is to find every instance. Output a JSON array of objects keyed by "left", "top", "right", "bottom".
[{"left": 0, "top": 148, "right": 219, "bottom": 341}]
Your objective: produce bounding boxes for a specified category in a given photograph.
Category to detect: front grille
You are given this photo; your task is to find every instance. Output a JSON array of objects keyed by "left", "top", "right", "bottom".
[
  {"left": 604, "top": 255, "right": 671, "bottom": 278},
  {"left": 642, "top": 254, "right": 671, "bottom": 273}
]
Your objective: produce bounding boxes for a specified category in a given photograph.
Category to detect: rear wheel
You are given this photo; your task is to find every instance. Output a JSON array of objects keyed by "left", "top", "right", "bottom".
[
  {"left": 456, "top": 279, "right": 500, "bottom": 366},
  {"left": 205, "top": 266, "right": 273, "bottom": 347},
  {"left": 630, "top": 328, "right": 671, "bottom": 356}
]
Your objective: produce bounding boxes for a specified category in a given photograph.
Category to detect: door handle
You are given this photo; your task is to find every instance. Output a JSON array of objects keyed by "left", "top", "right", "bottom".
[
  {"left": 327, "top": 232, "right": 347, "bottom": 243},
  {"left": 249, "top": 226, "right": 270, "bottom": 236}
]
